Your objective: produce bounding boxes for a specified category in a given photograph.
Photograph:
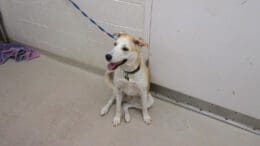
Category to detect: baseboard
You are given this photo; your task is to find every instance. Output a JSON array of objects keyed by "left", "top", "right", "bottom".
[
  {"left": 151, "top": 84, "right": 260, "bottom": 135},
  {"left": 35, "top": 47, "right": 105, "bottom": 76},
  {"left": 11, "top": 39, "right": 105, "bottom": 76}
]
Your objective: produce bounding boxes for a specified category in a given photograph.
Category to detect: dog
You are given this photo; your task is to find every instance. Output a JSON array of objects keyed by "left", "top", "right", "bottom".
[{"left": 100, "top": 32, "right": 154, "bottom": 126}]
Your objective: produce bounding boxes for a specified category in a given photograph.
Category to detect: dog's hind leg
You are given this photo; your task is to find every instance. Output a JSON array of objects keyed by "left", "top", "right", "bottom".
[
  {"left": 100, "top": 96, "right": 115, "bottom": 116},
  {"left": 140, "top": 92, "right": 154, "bottom": 124},
  {"left": 147, "top": 93, "right": 154, "bottom": 108}
]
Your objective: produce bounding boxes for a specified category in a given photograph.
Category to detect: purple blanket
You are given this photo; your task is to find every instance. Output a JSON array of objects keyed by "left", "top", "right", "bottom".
[{"left": 0, "top": 43, "right": 40, "bottom": 65}]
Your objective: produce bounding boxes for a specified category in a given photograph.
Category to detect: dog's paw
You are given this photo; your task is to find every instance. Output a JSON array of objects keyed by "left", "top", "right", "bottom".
[
  {"left": 143, "top": 115, "right": 152, "bottom": 125},
  {"left": 112, "top": 116, "right": 121, "bottom": 127},
  {"left": 100, "top": 106, "right": 109, "bottom": 116},
  {"left": 124, "top": 113, "right": 131, "bottom": 123}
]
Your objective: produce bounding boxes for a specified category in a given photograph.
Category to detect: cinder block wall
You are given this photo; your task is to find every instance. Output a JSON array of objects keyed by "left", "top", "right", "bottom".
[{"left": 0, "top": 0, "right": 147, "bottom": 69}]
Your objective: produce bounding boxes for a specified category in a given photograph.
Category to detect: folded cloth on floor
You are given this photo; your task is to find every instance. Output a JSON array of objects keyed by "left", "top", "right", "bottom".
[{"left": 0, "top": 43, "right": 40, "bottom": 65}]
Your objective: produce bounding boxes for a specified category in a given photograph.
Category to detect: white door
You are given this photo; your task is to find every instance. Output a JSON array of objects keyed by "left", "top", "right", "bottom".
[{"left": 149, "top": 0, "right": 260, "bottom": 119}]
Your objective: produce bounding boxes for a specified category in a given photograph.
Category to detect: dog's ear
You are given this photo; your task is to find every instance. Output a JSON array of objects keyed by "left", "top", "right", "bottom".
[
  {"left": 134, "top": 37, "right": 149, "bottom": 48},
  {"left": 113, "top": 32, "right": 126, "bottom": 39}
]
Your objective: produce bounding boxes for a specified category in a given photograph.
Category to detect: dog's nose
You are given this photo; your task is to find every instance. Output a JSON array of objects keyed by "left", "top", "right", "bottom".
[{"left": 105, "top": 54, "right": 112, "bottom": 61}]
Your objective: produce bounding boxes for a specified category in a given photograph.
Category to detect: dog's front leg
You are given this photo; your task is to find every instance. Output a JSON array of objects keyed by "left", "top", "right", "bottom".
[
  {"left": 100, "top": 95, "right": 115, "bottom": 116},
  {"left": 113, "top": 89, "right": 123, "bottom": 126},
  {"left": 141, "top": 91, "right": 152, "bottom": 124}
]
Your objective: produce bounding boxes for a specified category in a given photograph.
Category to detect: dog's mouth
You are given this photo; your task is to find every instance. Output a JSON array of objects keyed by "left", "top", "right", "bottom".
[{"left": 107, "top": 59, "right": 127, "bottom": 71}]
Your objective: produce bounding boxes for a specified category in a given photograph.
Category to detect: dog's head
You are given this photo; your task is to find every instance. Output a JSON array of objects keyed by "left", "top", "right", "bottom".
[{"left": 105, "top": 32, "right": 149, "bottom": 71}]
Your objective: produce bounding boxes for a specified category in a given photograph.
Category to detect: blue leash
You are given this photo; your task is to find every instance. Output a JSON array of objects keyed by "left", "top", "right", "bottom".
[{"left": 67, "top": 0, "right": 115, "bottom": 40}]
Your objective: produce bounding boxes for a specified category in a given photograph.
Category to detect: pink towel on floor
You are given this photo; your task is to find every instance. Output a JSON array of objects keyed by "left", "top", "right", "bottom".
[{"left": 0, "top": 43, "right": 40, "bottom": 65}]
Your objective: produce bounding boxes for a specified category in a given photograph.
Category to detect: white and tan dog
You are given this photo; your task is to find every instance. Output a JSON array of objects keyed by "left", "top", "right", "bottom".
[{"left": 100, "top": 32, "right": 154, "bottom": 126}]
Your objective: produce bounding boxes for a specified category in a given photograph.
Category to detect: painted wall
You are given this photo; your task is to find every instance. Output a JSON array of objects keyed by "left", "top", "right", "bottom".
[
  {"left": 150, "top": 0, "right": 260, "bottom": 119},
  {"left": 0, "top": 0, "right": 149, "bottom": 69}
]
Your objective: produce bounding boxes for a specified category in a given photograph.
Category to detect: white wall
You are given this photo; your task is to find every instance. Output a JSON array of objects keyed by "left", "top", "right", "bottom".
[
  {"left": 150, "top": 0, "right": 260, "bottom": 119},
  {"left": 0, "top": 0, "right": 149, "bottom": 69}
]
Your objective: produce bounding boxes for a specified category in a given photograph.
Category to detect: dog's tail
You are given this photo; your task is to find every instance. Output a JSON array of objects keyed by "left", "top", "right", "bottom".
[{"left": 105, "top": 71, "right": 115, "bottom": 89}]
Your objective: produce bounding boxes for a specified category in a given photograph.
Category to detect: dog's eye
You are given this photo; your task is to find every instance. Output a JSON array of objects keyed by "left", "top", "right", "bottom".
[
  {"left": 114, "top": 42, "right": 117, "bottom": 46},
  {"left": 122, "top": 47, "right": 129, "bottom": 51}
]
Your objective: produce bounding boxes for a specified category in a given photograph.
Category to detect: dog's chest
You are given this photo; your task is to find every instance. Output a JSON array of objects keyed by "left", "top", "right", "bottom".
[
  {"left": 114, "top": 72, "right": 144, "bottom": 96},
  {"left": 120, "top": 80, "right": 139, "bottom": 96}
]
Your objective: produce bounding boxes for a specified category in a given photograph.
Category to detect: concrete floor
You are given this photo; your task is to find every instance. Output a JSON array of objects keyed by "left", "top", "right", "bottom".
[{"left": 0, "top": 55, "right": 259, "bottom": 146}]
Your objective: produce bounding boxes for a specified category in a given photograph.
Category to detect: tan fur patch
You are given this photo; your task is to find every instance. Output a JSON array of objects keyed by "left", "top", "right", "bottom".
[{"left": 114, "top": 32, "right": 149, "bottom": 49}]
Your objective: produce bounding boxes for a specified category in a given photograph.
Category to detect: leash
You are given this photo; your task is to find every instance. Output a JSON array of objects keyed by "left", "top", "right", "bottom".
[{"left": 67, "top": 0, "right": 115, "bottom": 40}]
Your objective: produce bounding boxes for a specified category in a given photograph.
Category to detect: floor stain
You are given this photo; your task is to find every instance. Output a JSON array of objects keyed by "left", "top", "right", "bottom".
[{"left": 241, "top": 0, "right": 248, "bottom": 5}]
